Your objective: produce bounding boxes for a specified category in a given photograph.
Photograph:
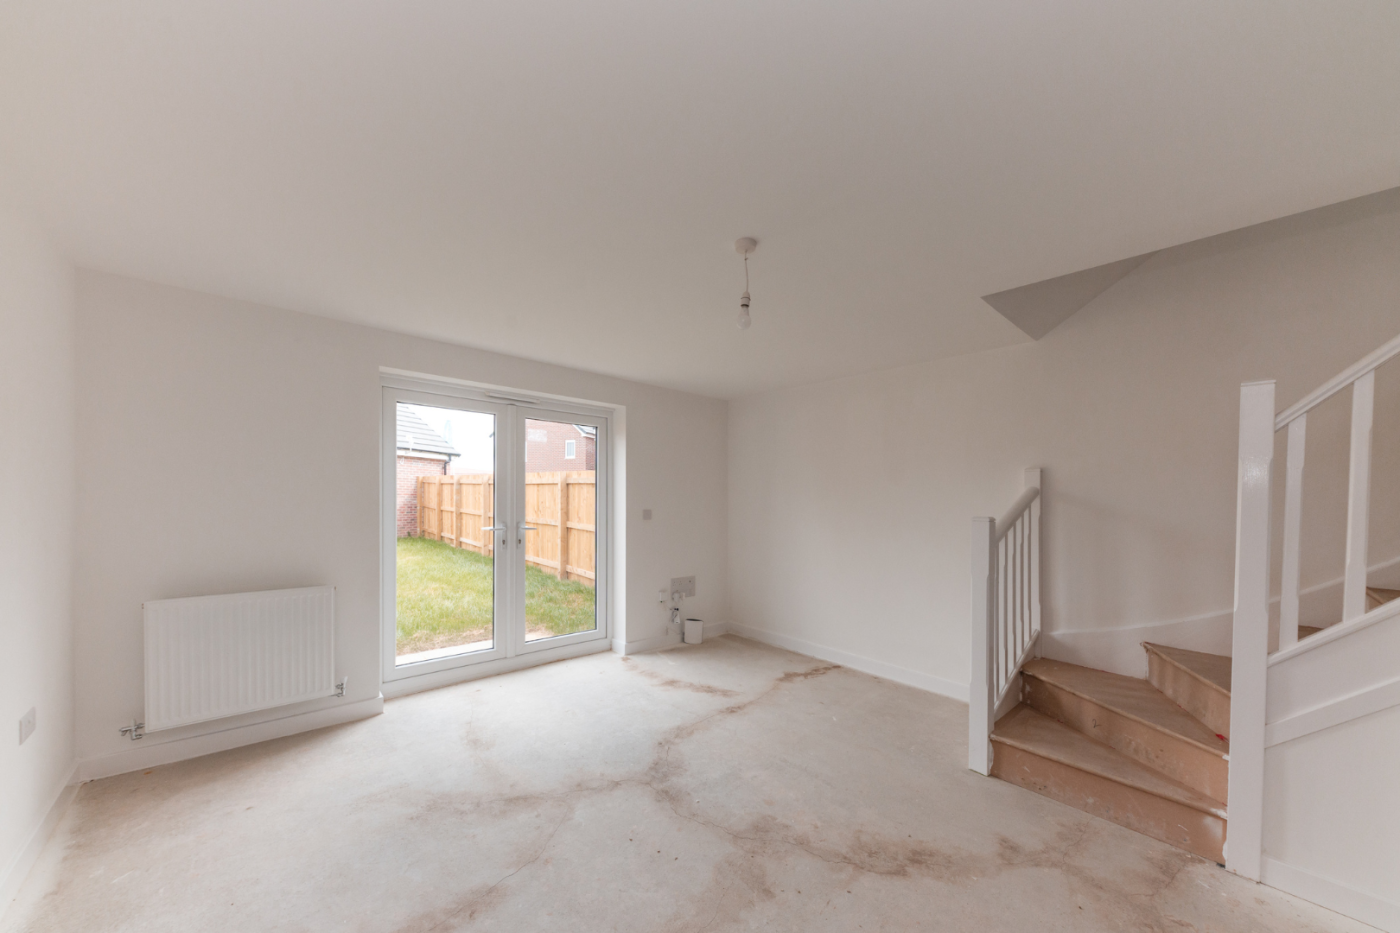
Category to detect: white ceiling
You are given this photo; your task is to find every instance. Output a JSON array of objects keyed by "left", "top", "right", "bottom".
[{"left": 2, "top": 2, "right": 1399, "bottom": 398}]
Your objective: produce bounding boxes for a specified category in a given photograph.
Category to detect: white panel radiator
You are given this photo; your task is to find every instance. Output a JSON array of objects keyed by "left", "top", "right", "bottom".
[{"left": 143, "top": 586, "right": 337, "bottom": 733}]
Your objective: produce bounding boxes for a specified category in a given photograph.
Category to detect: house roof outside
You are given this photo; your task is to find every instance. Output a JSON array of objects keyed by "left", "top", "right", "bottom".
[{"left": 397, "top": 407, "right": 458, "bottom": 458}]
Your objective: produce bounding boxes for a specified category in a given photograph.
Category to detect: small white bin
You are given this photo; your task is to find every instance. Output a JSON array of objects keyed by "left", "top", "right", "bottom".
[{"left": 683, "top": 618, "right": 704, "bottom": 645}]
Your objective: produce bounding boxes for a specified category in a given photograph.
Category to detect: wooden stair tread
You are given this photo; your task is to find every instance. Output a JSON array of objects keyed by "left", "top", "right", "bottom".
[
  {"left": 1367, "top": 586, "right": 1400, "bottom": 609},
  {"left": 1022, "top": 659, "right": 1228, "bottom": 756},
  {"left": 991, "top": 704, "right": 1226, "bottom": 819},
  {"left": 1141, "top": 643, "right": 1230, "bottom": 696}
]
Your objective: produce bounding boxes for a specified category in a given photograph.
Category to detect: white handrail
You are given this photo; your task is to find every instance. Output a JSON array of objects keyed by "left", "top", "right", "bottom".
[
  {"left": 996, "top": 486, "right": 1040, "bottom": 542},
  {"left": 1274, "top": 330, "right": 1400, "bottom": 430}
]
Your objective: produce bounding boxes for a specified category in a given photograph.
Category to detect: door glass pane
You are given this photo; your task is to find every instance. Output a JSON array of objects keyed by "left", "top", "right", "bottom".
[
  {"left": 523, "top": 418, "right": 598, "bottom": 641},
  {"left": 395, "top": 402, "right": 497, "bottom": 664}
]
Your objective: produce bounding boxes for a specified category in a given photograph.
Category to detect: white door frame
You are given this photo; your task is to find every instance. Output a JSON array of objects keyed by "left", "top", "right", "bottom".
[{"left": 380, "top": 373, "right": 613, "bottom": 693}]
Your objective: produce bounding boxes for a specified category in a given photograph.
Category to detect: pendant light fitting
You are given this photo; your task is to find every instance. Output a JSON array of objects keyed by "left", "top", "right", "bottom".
[{"left": 735, "top": 237, "right": 757, "bottom": 330}]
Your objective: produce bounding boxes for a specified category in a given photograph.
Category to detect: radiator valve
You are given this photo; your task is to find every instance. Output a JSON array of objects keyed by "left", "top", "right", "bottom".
[{"left": 119, "top": 720, "right": 145, "bottom": 741}]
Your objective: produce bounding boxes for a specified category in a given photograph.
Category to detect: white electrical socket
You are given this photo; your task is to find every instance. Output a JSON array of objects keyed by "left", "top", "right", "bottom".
[
  {"left": 670, "top": 576, "right": 696, "bottom": 598},
  {"left": 18, "top": 707, "right": 36, "bottom": 745}
]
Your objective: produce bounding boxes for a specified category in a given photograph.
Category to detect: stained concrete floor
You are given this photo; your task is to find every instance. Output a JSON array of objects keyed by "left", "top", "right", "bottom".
[{"left": 3, "top": 636, "right": 1373, "bottom": 932}]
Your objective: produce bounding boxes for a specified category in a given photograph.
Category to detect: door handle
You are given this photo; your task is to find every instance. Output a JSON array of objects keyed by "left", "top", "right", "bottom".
[
  {"left": 482, "top": 526, "right": 506, "bottom": 532},
  {"left": 518, "top": 523, "right": 539, "bottom": 532}
]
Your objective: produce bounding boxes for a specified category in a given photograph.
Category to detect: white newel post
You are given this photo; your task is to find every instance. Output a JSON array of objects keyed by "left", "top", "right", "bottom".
[
  {"left": 1024, "top": 468, "right": 1042, "bottom": 658},
  {"left": 1227, "top": 380, "right": 1274, "bottom": 880},
  {"left": 968, "top": 516, "right": 996, "bottom": 775}
]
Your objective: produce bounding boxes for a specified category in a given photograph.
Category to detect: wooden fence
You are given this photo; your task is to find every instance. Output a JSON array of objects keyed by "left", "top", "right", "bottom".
[{"left": 416, "top": 472, "right": 596, "bottom": 586}]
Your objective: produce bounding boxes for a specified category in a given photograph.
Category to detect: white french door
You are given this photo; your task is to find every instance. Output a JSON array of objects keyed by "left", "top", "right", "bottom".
[{"left": 381, "top": 379, "right": 610, "bottom": 687}]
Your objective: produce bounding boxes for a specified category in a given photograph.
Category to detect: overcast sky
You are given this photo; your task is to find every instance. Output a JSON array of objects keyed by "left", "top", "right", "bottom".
[{"left": 407, "top": 404, "right": 496, "bottom": 473}]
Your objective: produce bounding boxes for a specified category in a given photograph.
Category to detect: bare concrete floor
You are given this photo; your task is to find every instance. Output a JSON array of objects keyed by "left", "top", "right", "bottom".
[{"left": 4, "top": 636, "right": 1373, "bottom": 932}]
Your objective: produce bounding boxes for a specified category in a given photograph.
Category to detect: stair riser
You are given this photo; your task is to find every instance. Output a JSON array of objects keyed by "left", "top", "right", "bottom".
[
  {"left": 991, "top": 740, "right": 1225, "bottom": 863},
  {"left": 1146, "top": 654, "right": 1231, "bottom": 739},
  {"left": 1023, "top": 675, "right": 1228, "bottom": 804},
  {"left": 1367, "top": 587, "right": 1399, "bottom": 612}
]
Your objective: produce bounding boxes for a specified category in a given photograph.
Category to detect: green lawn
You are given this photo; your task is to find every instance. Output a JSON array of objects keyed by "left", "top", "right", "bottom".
[{"left": 396, "top": 536, "right": 596, "bottom": 656}]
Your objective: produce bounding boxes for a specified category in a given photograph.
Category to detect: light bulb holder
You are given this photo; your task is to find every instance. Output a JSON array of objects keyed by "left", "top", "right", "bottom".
[{"left": 734, "top": 237, "right": 757, "bottom": 330}]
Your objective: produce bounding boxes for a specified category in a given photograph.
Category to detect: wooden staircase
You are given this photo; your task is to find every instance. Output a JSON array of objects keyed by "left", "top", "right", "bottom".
[
  {"left": 990, "top": 644, "right": 1230, "bottom": 862},
  {"left": 989, "top": 585, "right": 1400, "bottom": 863}
]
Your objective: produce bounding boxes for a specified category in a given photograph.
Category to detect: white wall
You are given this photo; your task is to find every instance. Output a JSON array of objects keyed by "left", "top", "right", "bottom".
[
  {"left": 728, "top": 190, "right": 1400, "bottom": 693},
  {"left": 72, "top": 272, "right": 727, "bottom": 775},
  {"left": 0, "top": 209, "right": 76, "bottom": 905}
]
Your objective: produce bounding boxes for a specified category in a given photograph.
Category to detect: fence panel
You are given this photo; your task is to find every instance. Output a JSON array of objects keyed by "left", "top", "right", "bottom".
[
  {"left": 563, "top": 472, "right": 596, "bottom": 583},
  {"left": 413, "top": 472, "right": 593, "bottom": 585},
  {"left": 416, "top": 474, "right": 495, "bottom": 556},
  {"left": 525, "top": 472, "right": 563, "bottom": 575}
]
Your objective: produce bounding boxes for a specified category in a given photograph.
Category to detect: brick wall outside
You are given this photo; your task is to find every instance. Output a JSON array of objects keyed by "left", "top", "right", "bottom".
[
  {"left": 524, "top": 420, "right": 596, "bottom": 472},
  {"left": 396, "top": 455, "right": 448, "bottom": 537}
]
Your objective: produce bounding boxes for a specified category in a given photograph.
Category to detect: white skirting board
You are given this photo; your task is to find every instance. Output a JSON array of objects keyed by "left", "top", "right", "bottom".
[
  {"left": 1044, "top": 553, "right": 1400, "bottom": 680},
  {"left": 725, "top": 622, "right": 969, "bottom": 702},
  {"left": 613, "top": 620, "right": 732, "bottom": 656},
  {"left": 77, "top": 694, "right": 383, "bottom": 783},
  {"left": 613, "top": 631, "right": 682, "bottom": 655},
  {"left": 0, "top": 766, "right": 77, "bottom": 922},
  {"left": 1042, "top": 613, "right": 1235, "bottom": 679},
  {"left": 1262, "top": 857, "right": 1400, "bottom": 933}
]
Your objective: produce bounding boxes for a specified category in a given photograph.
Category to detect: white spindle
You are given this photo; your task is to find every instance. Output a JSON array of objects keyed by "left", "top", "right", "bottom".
[
  {"left": 1009, "top": 528, "right": 1016, "bottom": 676},
  {"left": 1227, "top": 380, "right": 1275, "bottom": 881},
  {"left": 1026, "top": 468, "right": 1041, "bottom": 657},
  {"left": 1008, "top": 529, "right": 1019, "bottom": 683},
  {"left": 1279, "top": 415, "right": 1306, "bottom": 649},
  {"left": 1019, "top": 514, "right": 1027, "bottom": 649},
  {"left": 997, "top": 537, "right": 1006, "bottom": 692},
  {"left": 1013, "top": 515, "right": 1021, "bottom": 651},
  {"left": 1023, "top": 515, "right": 1031, "bottom": 642},
  {"left": 996, "top": 536, "right": 1003, "bottom": 693},
  {"left": 1342, "top": 371, "right": 1374, "bottom": 622},
  {"left": 1008, "top": 526, "right": 1019, "bottom": 680},
  {"left": 1027, "top": 506, "right": 1035, "bottom": 637}
]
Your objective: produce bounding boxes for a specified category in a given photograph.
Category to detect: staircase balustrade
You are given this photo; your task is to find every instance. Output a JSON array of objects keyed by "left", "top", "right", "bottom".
[
  {"left": 969, "top": 468, "right": 1042, "bottom": 775},
  {"left": 1229, "top": 330, "right": 1400, "bottom": 880}
]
